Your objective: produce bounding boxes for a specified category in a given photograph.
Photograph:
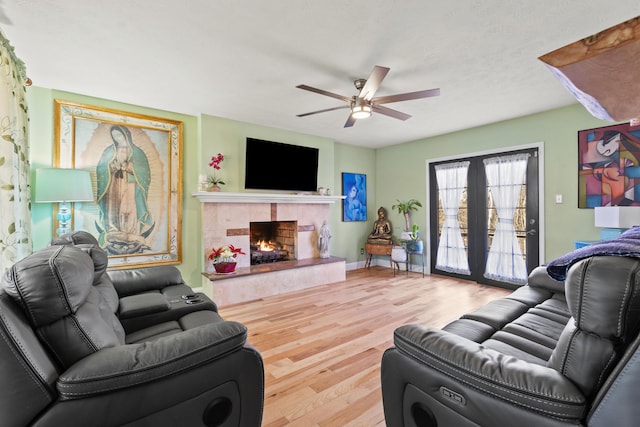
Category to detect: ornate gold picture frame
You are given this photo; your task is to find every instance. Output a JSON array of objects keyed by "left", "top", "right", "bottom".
[{"left": 54, "top": 100, "right": 183, "bottom": 268}]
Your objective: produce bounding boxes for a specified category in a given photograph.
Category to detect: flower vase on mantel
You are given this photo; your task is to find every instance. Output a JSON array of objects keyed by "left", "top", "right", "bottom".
[
  {"left": 198, "top": 174, "right": 222, "bottom": 192},
  {"left": 207, "top": 153, "right": 225, "bottom": 193}
]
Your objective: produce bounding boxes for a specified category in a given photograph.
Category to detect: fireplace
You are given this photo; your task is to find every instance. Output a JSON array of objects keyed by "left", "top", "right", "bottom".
[
  {"left": 250, "top": 221, "right": 296, "bottom": 265},
  {"left": 197, "top": 192, "right": 341, "bottom": 268},
  {"left": 196, "top": 192, "right": 347, "bottom": 306}
]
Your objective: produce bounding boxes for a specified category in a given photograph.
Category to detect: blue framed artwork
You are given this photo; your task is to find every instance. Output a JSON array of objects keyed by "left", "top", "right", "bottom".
[{"left": 342, "top": 172, "right": 367, "bottom": 222}]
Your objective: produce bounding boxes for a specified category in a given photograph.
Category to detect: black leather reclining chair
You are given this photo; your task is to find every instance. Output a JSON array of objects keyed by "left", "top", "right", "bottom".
[
  {"left": 381, "top": 256, "right": 640, "bottom": 427},
  {"left": 0, "top": 234, "right": 264, "bottom": 427}
]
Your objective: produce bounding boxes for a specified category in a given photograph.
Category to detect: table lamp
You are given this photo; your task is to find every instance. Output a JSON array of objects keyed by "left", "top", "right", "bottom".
[
  {"left": 594, "top": 206, "right": 639, "bottom": 240},
  {"left": 35, "top": 168, "right": 94, "bottom": 236}
]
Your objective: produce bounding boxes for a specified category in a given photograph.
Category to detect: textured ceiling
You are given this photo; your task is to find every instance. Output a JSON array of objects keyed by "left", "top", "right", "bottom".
[{"left": 2, "top": 1, "right": 639, "bottom": 148}]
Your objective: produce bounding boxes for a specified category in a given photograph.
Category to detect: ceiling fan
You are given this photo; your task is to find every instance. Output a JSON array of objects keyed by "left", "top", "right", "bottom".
[{"left": 296, "top": 65, "right": 440, "bottom": 128}]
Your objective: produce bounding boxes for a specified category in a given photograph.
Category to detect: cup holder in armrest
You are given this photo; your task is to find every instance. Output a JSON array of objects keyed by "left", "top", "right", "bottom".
[
  {"left": 182, "top": 294, "right": 205, "bottom": 304},
  {"left": 180, "top": 294, "right": 204, "bottom": 304}
]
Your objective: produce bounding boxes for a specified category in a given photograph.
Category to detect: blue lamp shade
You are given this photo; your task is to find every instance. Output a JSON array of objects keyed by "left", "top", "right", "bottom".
[
  {"left": 35, "top": 168, "right": 94, "bottom": 236},
  {"left": 34, "top": 168, "right": 94, "bottom": 203}
]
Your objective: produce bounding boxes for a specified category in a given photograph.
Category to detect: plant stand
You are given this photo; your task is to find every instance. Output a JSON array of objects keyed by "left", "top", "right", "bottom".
[{"left": 402, "top": 240, "right": 425, "bottom": 277}]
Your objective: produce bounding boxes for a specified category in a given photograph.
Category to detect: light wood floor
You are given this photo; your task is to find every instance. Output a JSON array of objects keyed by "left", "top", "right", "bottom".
[{"left": 219, "top": 267, "right": 511, "bottom": 427}]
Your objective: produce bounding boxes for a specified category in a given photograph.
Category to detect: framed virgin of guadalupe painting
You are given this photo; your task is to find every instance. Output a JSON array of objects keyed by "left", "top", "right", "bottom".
[{"left": 54, "top": 100, "right": 183, "bottom": 268}]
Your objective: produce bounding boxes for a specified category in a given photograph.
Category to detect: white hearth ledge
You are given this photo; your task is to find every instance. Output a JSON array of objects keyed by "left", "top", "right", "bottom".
[{"left": 193, "top": 191, "right": 345, "bottom": 204}]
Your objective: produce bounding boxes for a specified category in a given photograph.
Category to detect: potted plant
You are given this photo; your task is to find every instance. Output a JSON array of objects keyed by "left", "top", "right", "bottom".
[
  {"left": 391, "top": 199, "right": 422, "bottom": 232},
  {"left": 405, "top": 223, "right": 424, "bottom": 253},
  {"left": 208, "top": 244, "right": 245, "bottom": 274},
  {"left": 408, "top": 223, "right": 420, "bottom": 241},
  {"left": 207, "top": 152, "right": 226, "bottom": 191},
  {"left": 206, "top": 174, "right": 226, "bottom": 192}
]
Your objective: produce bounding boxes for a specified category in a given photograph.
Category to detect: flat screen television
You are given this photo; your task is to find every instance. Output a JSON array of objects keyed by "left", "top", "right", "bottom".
[{"left": 245, "top": 137, "right": 319, "bottom": 192}]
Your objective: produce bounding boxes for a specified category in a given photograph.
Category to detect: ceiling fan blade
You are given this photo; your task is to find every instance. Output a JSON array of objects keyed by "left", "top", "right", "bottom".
[
  {"left": 372, "top": 105, "right": 412, "bottom": 121},
  {"left": 372, "top": 88, "right": 440, "bottom": 105},
  {"left": 344, "top": 114, "right": 357, "bottom": 128},
  {"left": 296, "top": 84, "right": 352, "bottom": 103},
  {"left": 296, "top": 105, "right": 350, "bottom": 117},
  {"left": 358, "top": 66, "right": 390, "bottom": 101}
]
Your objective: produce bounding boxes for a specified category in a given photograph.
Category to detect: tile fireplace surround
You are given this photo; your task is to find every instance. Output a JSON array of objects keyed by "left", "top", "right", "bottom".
[{"left": 194, "top": 192, "right": 346, "bottom": 306}]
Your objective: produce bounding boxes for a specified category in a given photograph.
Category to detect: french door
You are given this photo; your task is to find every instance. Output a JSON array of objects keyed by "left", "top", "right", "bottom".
[{"left": 428, "top": 148, "right": 539, "bottom": 288}]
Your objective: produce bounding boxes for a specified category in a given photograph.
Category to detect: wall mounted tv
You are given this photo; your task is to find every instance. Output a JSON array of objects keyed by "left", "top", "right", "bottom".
[{"left": 245, "top": 137, "right": 319, "bottom": 192}]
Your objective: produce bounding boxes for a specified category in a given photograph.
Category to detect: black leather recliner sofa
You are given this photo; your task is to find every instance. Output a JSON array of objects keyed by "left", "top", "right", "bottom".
[
  {"left": 0, "top": 232, "right": 264, "bottom": 427},
  {"left": 381, "top": 256, "right": 640, "bottom": 427}
]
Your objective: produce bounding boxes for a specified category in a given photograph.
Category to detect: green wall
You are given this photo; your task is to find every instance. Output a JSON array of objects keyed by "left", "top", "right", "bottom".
[
  {"left": 375, "top": 103, "right": 611, "bottom": 262},
  {"left": 198, "top": 114, "right": 336, "bottom": 192},
  {"left": 333, "top": 142, "right": 378, "bottom": 264},
  {"left": 27, "top": 85, "right": 615, "bottom": 284}
]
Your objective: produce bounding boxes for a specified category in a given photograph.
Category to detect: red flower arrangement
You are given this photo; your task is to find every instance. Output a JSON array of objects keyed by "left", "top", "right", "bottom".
[
  {"left": 209, "top": 244, "right": 245, "bottom": 273},
  {"left": 208, "top": 244, "right": 246, "bottom": 264},
  {"left": 209, "top": 153, "right": 224, "bottom": 170}
]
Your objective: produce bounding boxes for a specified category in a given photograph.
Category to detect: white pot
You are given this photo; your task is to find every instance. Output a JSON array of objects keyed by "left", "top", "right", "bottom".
[
  {"left": 400, "top": 231, "right": 412, "bottom": 241},
  {"left": 391, "top": 246, "right": 407, "bottom": 262}
]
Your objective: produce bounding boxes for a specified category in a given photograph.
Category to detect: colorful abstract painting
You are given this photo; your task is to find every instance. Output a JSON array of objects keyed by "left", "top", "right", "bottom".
[{"left": 578, "top": 123, "right": 640, "bottom": 208}]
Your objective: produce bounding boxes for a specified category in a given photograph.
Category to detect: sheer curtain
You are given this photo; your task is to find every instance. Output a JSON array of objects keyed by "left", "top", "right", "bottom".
[
  {"left": 435, "top": 161, "right": 470, "bottom": 274},
  {"left": 0, "top": 30, "right": 31, "bottom": 274},
  {"left": 483, "top": 153, "right": 529, "bottom": 283}
]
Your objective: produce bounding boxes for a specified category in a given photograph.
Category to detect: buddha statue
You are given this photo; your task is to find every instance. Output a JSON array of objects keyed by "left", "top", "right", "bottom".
[{"left": 367, "top": 206, "right": 393, "bottom": 244}]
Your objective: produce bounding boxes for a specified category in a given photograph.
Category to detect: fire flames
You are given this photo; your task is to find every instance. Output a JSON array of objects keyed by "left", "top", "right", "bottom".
[{"left": 256, "top": 240, "right": 275, "bottom": 251}]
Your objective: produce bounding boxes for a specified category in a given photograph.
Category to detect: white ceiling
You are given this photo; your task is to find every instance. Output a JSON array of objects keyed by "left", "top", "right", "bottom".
[{"left": 2, "top": 1, "right": 639, "bottom": 148}]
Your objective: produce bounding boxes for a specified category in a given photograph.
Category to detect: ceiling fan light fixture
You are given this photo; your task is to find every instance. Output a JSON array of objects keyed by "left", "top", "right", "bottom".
[
  {"left": 295, "top": 65, "right": 440, "bottom": 127},
  {"left": 351, "top": 99, "right": 372, "bottom": 119}
]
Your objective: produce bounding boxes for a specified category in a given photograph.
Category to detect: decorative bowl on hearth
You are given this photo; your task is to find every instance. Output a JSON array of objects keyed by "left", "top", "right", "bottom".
[{"left": 213, "top": 261, "right": 237, "bottom": 274}]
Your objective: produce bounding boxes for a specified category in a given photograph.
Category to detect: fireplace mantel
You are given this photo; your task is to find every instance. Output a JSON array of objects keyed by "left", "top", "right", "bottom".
[{"left": 193, "top": 191, "right": 345, "bottom": 204}]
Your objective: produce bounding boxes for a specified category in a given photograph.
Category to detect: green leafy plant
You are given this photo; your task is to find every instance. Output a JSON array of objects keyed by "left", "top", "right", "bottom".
[
  {"left": 408, "top": 223, "right": 420, "bottom": 241},
  {"left": 207, "top": 174, "right": 226, "bottom": 185},
  {"left": 391, "top": 199, "right": 422, "bottom": 231}
]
